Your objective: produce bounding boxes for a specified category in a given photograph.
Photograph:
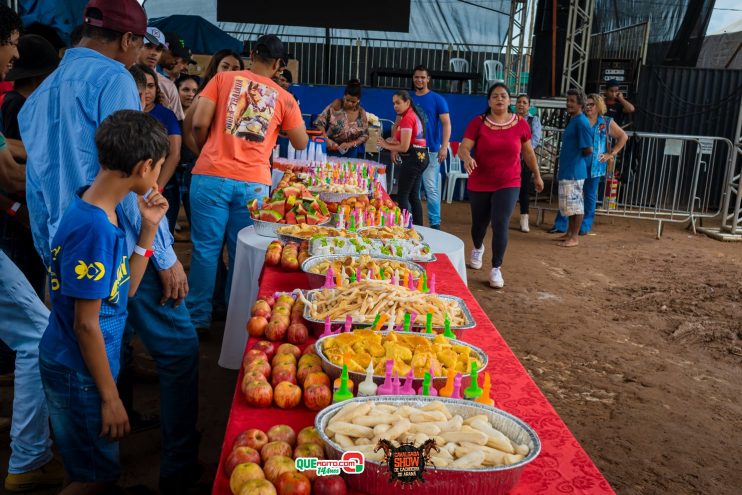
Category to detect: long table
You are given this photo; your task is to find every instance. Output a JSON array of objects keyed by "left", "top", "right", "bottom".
[{"left": 213, "top": 255, "right": 615, "bottom": 495}]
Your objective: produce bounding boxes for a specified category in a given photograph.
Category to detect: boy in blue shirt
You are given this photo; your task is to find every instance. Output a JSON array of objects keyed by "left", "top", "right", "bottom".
[
  {"left": 39, "top": 110, "right": 170, "bottom": 492},
  {"left": 556, "top": 89, "right": 593, "bottom": 247}
]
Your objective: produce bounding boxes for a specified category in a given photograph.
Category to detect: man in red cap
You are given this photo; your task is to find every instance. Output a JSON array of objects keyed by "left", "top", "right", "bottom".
[{"left": 19, "top": 1, "right": 202, "bottom": 492}]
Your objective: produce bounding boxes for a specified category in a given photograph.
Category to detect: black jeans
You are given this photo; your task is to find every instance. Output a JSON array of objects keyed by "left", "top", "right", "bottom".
[
  {"left": 469, "top": 187, "right": 520, "bottom": 268},
  {"left": 519, "top": 162, "right": 532, "bottom": 215},
  {"left": 396, "top": 147, "right": 429, "bottom": 226}
]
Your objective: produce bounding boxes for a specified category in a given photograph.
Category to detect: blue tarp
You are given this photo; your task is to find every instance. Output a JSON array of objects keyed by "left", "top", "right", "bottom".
[
  {"left": 148, "top": 15, "right": 242, "bottom": 55},
  {"left": 18, "top": 0, "right": 87, "bottom": 45}
]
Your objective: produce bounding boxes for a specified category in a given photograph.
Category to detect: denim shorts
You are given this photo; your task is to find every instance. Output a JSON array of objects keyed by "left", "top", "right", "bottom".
[{"left": 39, "top": 357, "right": 120, "bottom": 482}]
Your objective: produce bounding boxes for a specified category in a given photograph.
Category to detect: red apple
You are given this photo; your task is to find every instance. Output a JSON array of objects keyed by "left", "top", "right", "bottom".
[
  {"left": 272, "top": 353, "right": 296, "bottom": 368},
  {"left": 273, "top": 382, "right": 301, "bottom": 409},
  {"left": 272, "top": 314, "right": 290, "bottom": 328},
  {"left": 313, "top": 475, "right": 347, "bottom": 495},
  {"left": 238, "top": 478, "right": 276, "bottom": 495},
  {"left": 262, "top": 294, "right": 276, "bottom": 307},
  {"left": 303, "top": 384, "right": 332, "bottom": 411},
  {"left": 243, "top": 350, "right": 269, "bottom": 368},
  {"left": 297, "top": 364, "right": 323, "bottom": 384},
  {"left": 271, "top": 369, "right": 297, "bottom": 388},
  {"left": 263, "top": 455, "right": 297, "bottom": 485},
  {"left": 298, "top": 354, "right": 322, "bottom": 369},
  {"left": 297, "top": 426, "right": 325, "bottom": 449},
  {"left": 225, "top": 446, "right": 261, "bottom": 476},
  {"left": 272, "top": 305, "right": 290, "bottom": 317},
  {"left": 267, "top": 424, "right": 297, "bottom": 447},
  {"left": 276, "top": 343, "right": 301, "bottom": 359},
  {"left": 229, "top": 462, "right": 265, "bottom": 494},
  {"left": 302, "top": 469, "right": 318, "bottom": 482},
  {"left": 290, "top": 311, "right": 304, "bottom": 325},
  {"left": 276, "top": 294, "right": 294, "bottom": 307},
  {"left": 301, "top": 344, "right": 317, "bottom": 356},
  {"left": 287, "top": 323, "right": 308, "bottom": 345},
  {"left": 245, "top": 359, "right": 271, "bottom": 379},
  {"left": 303, "top": 372, "right": 330, "bottom": 389},
  {"left": 252, "top": 341, "right": 276, "bottom": 361},
  {"left": 265, "top": 320, "right": 288, "bottom": 342},
  {"left": 293, "top": 442, "right": 324, "bottom": 460},
  {"left": 247, "top": 317, "right": 269, "bottom": 338},
  {"left": 260, "top": 440, "right": 292, "bottom": 462},
  {"left": 243, "top": 380, "right": 273, "bottom": 408},
  {"left": 276, "top": 472, "right": 311, "bottom": 495},
  {"left": 233, "top": 428, "right": 269, "bottom": 451},
  {"left": 251, "top": 300, "right": 272, "bottom": 319}
]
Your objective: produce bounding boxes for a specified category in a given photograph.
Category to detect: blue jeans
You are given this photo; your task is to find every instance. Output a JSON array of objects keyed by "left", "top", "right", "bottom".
[
  {"left": 0, "top": 251, "right": 53, "bottom": 474},
  {"left": 552, "top": 176, "right": 602, "bottom": 234},
  {"left": 122, "top": 264, "right": 200, "bottom": 479},
  {"left": 420, "top": 152, "right": 442, "bottom": 226},
  {"left": 187, "top": 174, "right": 269, "bottom": 327},
  {"left": 39, "top": 357, "right": 119, "bottom": 482}
]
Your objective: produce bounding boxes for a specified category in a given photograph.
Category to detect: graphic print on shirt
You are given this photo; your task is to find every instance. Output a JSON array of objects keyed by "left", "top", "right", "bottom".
[
  {"left": 225, "top": 77, "right": 278, "bottom": 142},
  {"left": 108, "top": 256, "right": 129, "bottom": 304}
]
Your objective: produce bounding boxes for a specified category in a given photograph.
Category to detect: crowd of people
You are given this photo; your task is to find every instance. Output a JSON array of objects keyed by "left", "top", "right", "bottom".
[{"left": 0, "top": 0, "right": 634, "bottom": 491}]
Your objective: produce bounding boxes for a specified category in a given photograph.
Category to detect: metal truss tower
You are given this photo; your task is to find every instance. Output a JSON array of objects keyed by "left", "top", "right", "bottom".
[
  {"left": 560, "top": 0, "right": 595, "bottom": 94},
  {"left": 504, "top": 0, "right": 532, "bottom": 95}
]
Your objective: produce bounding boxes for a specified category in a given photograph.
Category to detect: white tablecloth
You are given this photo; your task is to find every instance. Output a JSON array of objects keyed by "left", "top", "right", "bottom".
[{"left": 218, "top": 226, "right": 466, "bottom": 369}]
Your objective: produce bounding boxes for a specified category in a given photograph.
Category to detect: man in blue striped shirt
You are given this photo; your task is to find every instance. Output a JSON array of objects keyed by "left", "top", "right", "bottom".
[{"left": 18, "top": 1, "right": 202, "bottom": 492}]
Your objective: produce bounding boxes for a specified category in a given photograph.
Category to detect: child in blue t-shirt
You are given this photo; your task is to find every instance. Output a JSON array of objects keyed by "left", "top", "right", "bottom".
[{"left": 39, "top": 110, "right": 170, "bottom": 491}]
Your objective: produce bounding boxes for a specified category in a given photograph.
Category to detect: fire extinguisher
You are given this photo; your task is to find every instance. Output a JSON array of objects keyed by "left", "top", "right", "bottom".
[{"left": 605, "top": 173, "right": 619, "bottom": 210}]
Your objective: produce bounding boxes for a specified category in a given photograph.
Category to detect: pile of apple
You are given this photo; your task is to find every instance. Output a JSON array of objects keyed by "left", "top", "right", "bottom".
[
  {"left": 241, "top": 341, "right": 332, "bottom": 411},
  {"left": 226, "top": 423, "right": 348, "bottom": 495},
  {"left": 247, "top": 293, "right": 309, "bottom": 345},
  {"left": 264, "top": 240, "right": 310, "bottom": 271}
]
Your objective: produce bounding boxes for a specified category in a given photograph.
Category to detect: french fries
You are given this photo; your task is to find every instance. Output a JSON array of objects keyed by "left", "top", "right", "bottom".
[{"left": 324, "top": 401, "right": 530, "bottom": 470}]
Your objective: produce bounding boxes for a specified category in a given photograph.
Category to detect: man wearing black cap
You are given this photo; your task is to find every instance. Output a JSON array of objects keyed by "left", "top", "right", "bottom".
[
  {"left": 162, "top": 32, "right": 196, "bottom": 82},
  {"left": 604, "top": 79, "right": 635, "bottom": 127},
  {"left": 19, "top": 1, "right": 202, "bottom": 492},
  {"left": 188, "top": 34, "right": 307, "bottom": 334}
]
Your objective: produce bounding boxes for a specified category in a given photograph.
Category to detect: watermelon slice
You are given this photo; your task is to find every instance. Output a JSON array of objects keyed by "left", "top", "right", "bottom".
[
  {"left": 318, "top": 201, "right": 329, "bottom": 216},
  {"left": 300, "top": 187, "right": 315, "bottom": 201},
  {"left": 268, "top": 200, "right": 286, "bottom": 216},
  {"left": 306, "top": 213, "right": 321, "bottom": 225},
  {"left": 258, "top": 209, "right": 283, "bottom": 222},
  {"left": 283, "top": 186, "right": 301, "bottom": 198},
  {"left": 295, "top": 204, "right": 307, "bottom": 216},
  {"left": 247, "top": 199, "right": 259, "bottom": 214},
  {"left": 285, "top": 211, "right": 297, "bottom": 224},
  {"left": 295, "top": 214, "right": 306, "bottom": 224}
]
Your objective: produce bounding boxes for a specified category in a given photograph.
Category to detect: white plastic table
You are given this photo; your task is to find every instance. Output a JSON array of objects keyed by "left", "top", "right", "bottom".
[{"left": 218, "top": 226, "right": 466, "bottom": 369}]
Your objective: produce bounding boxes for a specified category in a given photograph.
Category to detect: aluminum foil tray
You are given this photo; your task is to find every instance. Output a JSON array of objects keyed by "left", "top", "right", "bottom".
[
  {"left": 314, "top": 396, "right": 541, "bottom": 495},
  {"left": 315, "top": 331, "right": 488, "bottom": 390},
  {"left": 308, "top": 237, "right": 436, "bottom": 263},
  {"left": 300, "top": 254, "right": 426, "bottom": 289}
]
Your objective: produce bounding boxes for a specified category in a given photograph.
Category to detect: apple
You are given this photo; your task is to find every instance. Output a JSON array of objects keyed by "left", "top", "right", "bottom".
[
  {"left": 290, "top": 311, "right": 304, "bottom": 325},
  {"left": 313, "top": 475, "right": 347, "bottom": 495},
  {"left": 297, "top": 426, "right": 325, "bottom": 449},
  {"left": 252, "top": 300, "right": 272, "bottom": 319},
  {"left": 301, "top": 344, "right": 317, "bottom": 356},
  {"left": 276, "top": 472, "right": 311, "bottom": 495},
  {"left": 272, "top": 305, "right": 290, "bottom": 317},
  {"left": 243, "top": 380, "right": 273, "bottom": 408},
  {"left": 243, "top": 350, "right": 269, "bottom": 368},
  {"left": 302, "top": 469, "right": 318, "bottom": 482},
  {"left": 303, "top": 384, "right": 332, "bottom": 411},
  {"left": 276, "top": 294, "right": 294, "bottom": 307},
  {"left": 276, "top": 343, "right": 301, "bottom": 359},
  {"left": 271, "top": 368, "right": 297, "bottom": 388},
  {"left": 229, "top": 462, "right": 265, "bottom": 494},
  {"left": 225, "top": 446, "right": 261, "bottom": 476},
  {"left": 287, "top": 323, "right": 308, "bottom": 345},
  {"left": 247, "top": 316, "right": 269, "bottom": 338},
  {"left": 262, "top": 294, "right": 276, "bottom": 307},
  {"left": 293, "top": 442, "right": 324, "bottom": 460},
  {"left": 233, "top": 428, "right": 269, "bottom": 451},
  {"left": 237, "top": 478, "right": 276, "bottom": 495},
  {"left": 265, "top": 320, "right": 288, "bottom": 342},
  {"left": 303, "top": 372, "right": 330, "bottom": 389},
  {"left": 272, "top": 314, "right": 290, "bottom": 328},
  {"left": 267, "top": 424, "right": 297, "bottom": 447},
  {"left": 260, "top": 440, "right": 292, "bottom": 462},
  {"left": 298, "top": 354, "right": 322, "bottom": 369},
  {"left": 245, "top": 359, "right": 271, "bottom": 379},
  {"left": 273, "top": 382, "right": 302, "bottom": 409},
  {"left": 263, "top": 455, "right": 297, "bottom": 485},
  {"left": 272, "top": 353, "right": 296, "bottom": 367},
  {"left": 297, "top": 364, "right": 323, "bottom": 384},
  {"left": 252, "top": 341, "right": 276, "bottom": 361},
  {"left": 241, "top": 372, "right": 267, "bottom": 397}
]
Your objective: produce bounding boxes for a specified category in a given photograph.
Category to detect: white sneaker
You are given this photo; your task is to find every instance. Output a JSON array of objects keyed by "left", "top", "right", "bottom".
[
  {"left": 489, "top": 267, "right": 504, "bottom": 288},
  {"left": 520, "top": 214, "right": 530, "bottom": 233},
  {"left": 470, "top": 245, "right": 484, "bottom": 269}
]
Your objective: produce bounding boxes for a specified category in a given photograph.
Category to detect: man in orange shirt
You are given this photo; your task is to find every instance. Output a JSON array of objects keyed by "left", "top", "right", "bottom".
[{"left": 189, "top": 35, "right": 307, "bottom": 332}]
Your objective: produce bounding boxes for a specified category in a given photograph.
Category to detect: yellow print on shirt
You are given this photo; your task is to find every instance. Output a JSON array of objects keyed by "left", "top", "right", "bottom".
[
  {"left": 74, "top": 260, "right": 106, "bottom": 281},
  {"left": 109, "top": 256, "right": 130, "bottom": 304},
  {"left": 225, "top": 77, "right": 277, "bottom": 143}
]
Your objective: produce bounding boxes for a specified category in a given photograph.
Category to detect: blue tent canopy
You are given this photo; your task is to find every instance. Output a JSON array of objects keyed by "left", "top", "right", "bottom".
[{"left": 148, "top": 15, "right": 242, "bottom": 55}]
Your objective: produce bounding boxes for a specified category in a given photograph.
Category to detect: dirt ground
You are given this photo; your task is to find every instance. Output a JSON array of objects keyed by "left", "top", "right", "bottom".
[{"left": 1, "top": 202, "right": 740, "bottom": 495}]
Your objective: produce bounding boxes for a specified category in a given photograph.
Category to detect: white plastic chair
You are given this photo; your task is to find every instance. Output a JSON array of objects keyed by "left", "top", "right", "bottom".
[
  {"left": 483, "top": 60, "right": 504, "bottom": 88},
  {"left": 449, "top": 58, "right": 471, "bottom": 94},
  {"left": 445, "top": 144, "right": 468, "bottom": 203}
]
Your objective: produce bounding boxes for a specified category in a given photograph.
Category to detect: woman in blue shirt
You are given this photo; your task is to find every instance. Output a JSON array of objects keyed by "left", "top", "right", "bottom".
[
  {"left": 550, "top": 94, "right": 627, "bottom": 235},
  {"left": 515, "top": 94, "right": 542, "bottom": 232},
  {"left": 138, "top": 64, "right": 182, "bottom": 233}
]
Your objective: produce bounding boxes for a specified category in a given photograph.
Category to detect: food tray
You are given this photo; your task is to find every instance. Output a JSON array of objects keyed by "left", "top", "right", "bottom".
[
  {"left": 315, "top": 396, "right": 541, "bottom": 495},
  {"left": 310, "top": 190, "right": 373, "bottom": 203},
  {"left": 356, "top": 226, "right": 424, "bottom": 241},
  {"left": 308, "top": 237, "right": 436, "bottom": 263},
  {"left": 253, "top": 217, "right": 332, "bottom": 239},
  {"left": 315, "top": 331, "right": 488, "bottom": 390},
  {"left": 274, "top": 221, "right": 338, "bottom": 243},
  {"left": 301, "top": 288, "right": 475, "bottom": 337},
  {"left": 300, "top": 254, "right": 426, "bottom": 289}
]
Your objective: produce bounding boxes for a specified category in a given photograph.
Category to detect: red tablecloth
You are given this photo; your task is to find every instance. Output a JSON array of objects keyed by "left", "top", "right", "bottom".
[{"left": 213, "top": 255, "right": 615, "bottom": 495}]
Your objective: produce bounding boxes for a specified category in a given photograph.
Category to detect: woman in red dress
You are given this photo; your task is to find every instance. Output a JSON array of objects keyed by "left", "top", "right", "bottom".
[{"left": 458, "top": 83, "right": 544, "bottom": 288}]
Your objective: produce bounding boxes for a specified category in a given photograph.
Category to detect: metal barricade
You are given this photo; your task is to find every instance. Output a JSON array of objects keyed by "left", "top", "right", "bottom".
[{"left": 531, "top": 129, "right": 735, "bottom": 238}]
